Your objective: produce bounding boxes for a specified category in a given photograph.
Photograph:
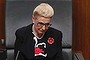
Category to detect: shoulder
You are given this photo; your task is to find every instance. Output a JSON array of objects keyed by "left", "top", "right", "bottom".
[
  {"left": 47, "top": 27, "right": 63, "bottom": 42},
  {"left": 46, "top": 27, "right": 63, "bottom": 40},
  {"left": 48, "top": 27, "right": 62, "bottom": 35},
  {"left": 15, "top": 24, "right": 32, "bottom": 35}
]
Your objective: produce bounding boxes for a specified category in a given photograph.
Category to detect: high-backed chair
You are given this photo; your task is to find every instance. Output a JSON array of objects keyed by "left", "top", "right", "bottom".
[{"left": 5, "top": 1, "right": 72, "bottom": 60}]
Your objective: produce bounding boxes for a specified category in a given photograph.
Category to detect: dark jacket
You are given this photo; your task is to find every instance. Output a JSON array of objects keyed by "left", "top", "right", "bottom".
[{"left": 14, "top": 24, "right": 63, "bottom": 60}]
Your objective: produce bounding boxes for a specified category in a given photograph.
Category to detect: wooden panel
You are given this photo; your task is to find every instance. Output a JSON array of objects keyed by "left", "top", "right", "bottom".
[
  {"left": 0, "top": 0, "right": 5, "bottom": 48},
  {"left": 72, "top": 0, "right": 90, "bottom": 60}
]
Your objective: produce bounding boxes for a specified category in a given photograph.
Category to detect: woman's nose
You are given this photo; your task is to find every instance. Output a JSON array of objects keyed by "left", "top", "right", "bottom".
[{"left": 42, "top": 25, "right": 46, "bottom": 30}]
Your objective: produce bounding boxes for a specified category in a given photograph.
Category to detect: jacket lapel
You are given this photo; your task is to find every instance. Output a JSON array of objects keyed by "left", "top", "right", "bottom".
[
  {"left": 45, "top": 30, "right": 58, "bottom": 58},
  {"left": 21, "top": 24, "right": 35, "bottom": 59}
]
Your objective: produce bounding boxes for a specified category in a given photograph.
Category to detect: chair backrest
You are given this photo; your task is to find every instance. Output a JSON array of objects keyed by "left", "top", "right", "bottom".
[{"left": 5, "top": 1, "right": 72, "bottom": 60}]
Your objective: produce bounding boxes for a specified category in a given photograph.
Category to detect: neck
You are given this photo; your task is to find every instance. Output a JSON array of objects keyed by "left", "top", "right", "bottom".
[{"left": 37, "top": 33, "right": 43, "bottom": 38}]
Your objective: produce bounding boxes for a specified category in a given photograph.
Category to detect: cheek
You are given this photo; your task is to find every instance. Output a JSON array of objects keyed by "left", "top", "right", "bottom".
[
  {"left": 45, "top": 28, "right": 49, "bottom": 31},
  {"left": 34, "top": 23, "right": 40, "bottom": 28},
  {"left": 35, "top": 25, "right": 40, "bottom": 30}
]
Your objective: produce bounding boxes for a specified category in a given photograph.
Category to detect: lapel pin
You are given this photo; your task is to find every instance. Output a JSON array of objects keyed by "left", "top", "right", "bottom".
[{"left": 47, "top": 37, "right": 54, "bottom": 44}]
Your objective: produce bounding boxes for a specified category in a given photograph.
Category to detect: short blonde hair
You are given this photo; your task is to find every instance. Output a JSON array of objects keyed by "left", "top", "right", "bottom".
[{"left": 33, "top": 3, "right": 54, "bottom": 18}]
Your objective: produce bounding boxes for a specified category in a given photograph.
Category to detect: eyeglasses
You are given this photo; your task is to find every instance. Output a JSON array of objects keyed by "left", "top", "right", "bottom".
[{"left": 36, "top": 21, "right": 52, "bottom": 28}]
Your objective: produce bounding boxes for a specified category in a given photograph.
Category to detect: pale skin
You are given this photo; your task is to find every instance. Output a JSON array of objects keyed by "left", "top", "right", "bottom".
[{"left": 32, "top": 15, "right": 51, "bottom": 38}]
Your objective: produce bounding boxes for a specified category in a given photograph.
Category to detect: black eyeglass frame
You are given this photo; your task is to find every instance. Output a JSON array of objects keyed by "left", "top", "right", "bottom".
[{"left": 35, "top": 21, "right": 52, "bottom": 28}]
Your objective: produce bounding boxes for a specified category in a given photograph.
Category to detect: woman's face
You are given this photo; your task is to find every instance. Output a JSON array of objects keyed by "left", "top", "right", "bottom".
[{"left": 32, "top": 16, "right": 51, "bottom": 35}]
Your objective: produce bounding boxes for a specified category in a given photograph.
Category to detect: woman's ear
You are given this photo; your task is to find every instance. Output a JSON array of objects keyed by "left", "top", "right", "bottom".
[{"left": 32, "top": 15, "right": 35, "bottom": 23}]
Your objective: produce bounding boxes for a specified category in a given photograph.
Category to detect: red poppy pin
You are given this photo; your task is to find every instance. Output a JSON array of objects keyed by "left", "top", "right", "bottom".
[{"left": 47, "top": 37, "right": 54, "bottom": 44}]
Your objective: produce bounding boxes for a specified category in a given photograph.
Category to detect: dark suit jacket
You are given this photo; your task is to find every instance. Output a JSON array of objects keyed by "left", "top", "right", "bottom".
[{"left": 14, "top": 24, "right": 63, "bottom": 60}]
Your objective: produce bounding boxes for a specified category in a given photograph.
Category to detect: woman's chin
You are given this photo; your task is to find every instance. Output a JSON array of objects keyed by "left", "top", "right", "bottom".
[{"left": 38, "top": 31, "right": 44, "bottom": 34}]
